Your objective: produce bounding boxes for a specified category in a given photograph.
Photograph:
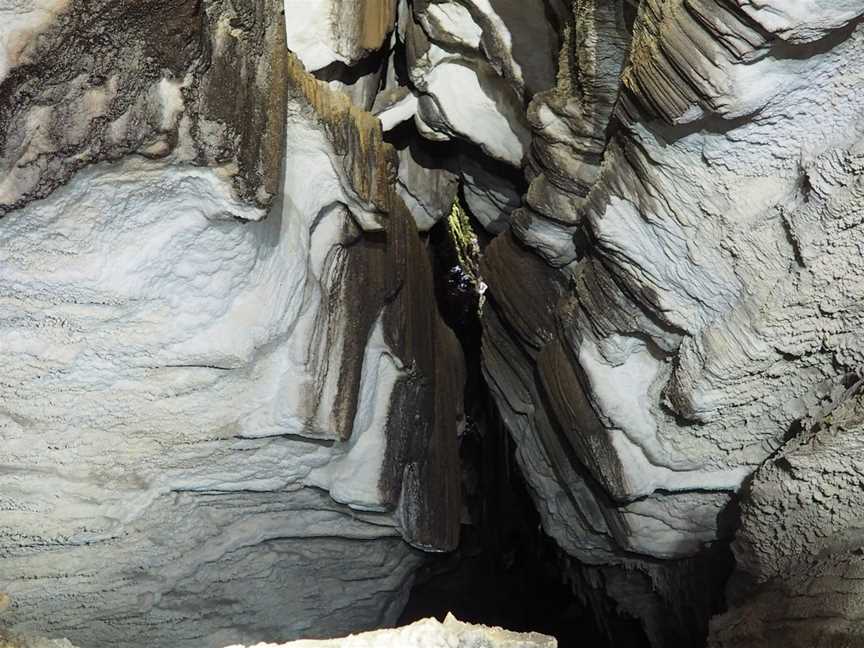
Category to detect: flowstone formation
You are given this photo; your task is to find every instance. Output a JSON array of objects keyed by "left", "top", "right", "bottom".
[
  {"left": 4, "top": 0, "right": 864, "bottom": 647},
  {"left": 0, "top": 2, "right": 462, "bottom": 647}
]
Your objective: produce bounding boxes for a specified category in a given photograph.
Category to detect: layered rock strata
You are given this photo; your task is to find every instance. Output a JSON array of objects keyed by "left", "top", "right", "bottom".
[
  {"left": 0, "top": 2, "right": 462, "bottom": 647},
  {"left": 477, "top": 1, "right": 864, "bottom": 644},
  {"left": 311, "top": 0, "right": 864, "bottom": 644}
]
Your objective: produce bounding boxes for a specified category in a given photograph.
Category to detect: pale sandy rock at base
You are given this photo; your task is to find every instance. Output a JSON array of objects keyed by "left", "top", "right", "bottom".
[
  {"left": 227, "top": 615, "right": 557, "bottom": 648},
  {"left": 0, "top": 630, "right": 77, "bottom": 648}
]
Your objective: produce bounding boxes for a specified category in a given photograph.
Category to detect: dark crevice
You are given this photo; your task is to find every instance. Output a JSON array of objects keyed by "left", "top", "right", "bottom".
[
  {"left": 384, "top": 119, "right": 462, "bottom": 175},
  {"left": 397, "top": 200, "right": 644, "bottom": 648},
  {"left": 622, "top": 0, "right": 641, "bottom": 34},
  {"left": 383, "top": 116, "right": 530, "bottom": 194},
  {"left": 397, "top": 410, "right": 625, "bottom": 648},
  {"left": 397, "top": 378, "right": 621, "bottom": 647},
  {"left": 486, "top": 0, "right": 561, "bottom": 97},
  {"left": 313, "top": 41, "right": 391, "bottom": 86}
]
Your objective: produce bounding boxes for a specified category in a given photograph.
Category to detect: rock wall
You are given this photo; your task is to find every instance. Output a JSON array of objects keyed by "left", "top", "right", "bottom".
[
  {"left": 0, "top": 2, "right": 462, "bottom": 647},
  {"left": 476, "top": 1, "right": 864, "bottom": 645},
  {"left": 0, "top": 0, "right": 289, "bottom": 212},
  {"left": 709, "top": 385, "right": 864, "bottom": 647},
  {"left": 298, "top": 0, "right": 864, "bottom": 645},
  {"left": 4, "top": 0, "right": 864, "bottom": 646}
]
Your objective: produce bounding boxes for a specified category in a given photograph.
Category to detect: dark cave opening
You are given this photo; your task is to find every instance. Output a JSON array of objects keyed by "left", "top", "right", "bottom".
[{"left": 396, "top": 201, "right": 650, "bottom": 648}]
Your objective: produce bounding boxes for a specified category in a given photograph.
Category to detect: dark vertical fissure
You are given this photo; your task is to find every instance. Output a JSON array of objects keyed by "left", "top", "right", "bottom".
[{"left": 395, "top": 201, "right": 640, "bottom": 647}]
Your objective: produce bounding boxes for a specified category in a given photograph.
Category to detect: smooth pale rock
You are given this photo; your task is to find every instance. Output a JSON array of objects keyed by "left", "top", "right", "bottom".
[
  {"left": 226, "top": 615, "right": 557, "bottom": 648},
  {"left": 416, "top": 58, "right": 528, "bottom": 165},
  {"left": 416, "top": 2, "right": 482, "bottom": 49},
  {"left": 736, "top": 1, "right": 864, "bottom": 43},
  {"left": 374, "top": 88, "right": 419, "bottom": 132},
  {"left": 284, "top": 0, "right": 397, "bottom": 71}
]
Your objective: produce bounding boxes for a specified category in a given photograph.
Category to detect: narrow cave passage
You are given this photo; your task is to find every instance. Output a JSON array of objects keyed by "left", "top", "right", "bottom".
[
  {"left": 395, "top": 198, "right": 650, "bottom": 648},
  {"left": 5, "top": 1, "right": 861, "bottom": 647}
]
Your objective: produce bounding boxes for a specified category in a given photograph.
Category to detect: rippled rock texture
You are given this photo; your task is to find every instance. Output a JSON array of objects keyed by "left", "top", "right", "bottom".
[
  {"left": 4, "top": 0, "right": 864, "bottom": 647},
  {"left": 0, "top": 2, "right": 462, "bottom": 647},
  {"left": 473, "top": 1, "right": 864, "bottom": 646},
  {"left": 303, "top": 0, "right": 863, "bottom": 644},
  {"left": 709, "top": 384, "right": 864, "bottom": 648}
]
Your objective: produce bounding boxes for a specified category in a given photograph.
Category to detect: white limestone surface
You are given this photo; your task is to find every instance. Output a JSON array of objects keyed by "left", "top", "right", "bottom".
[
  {"left": 283, "top": 0, "right": 396, "bottom": 71},
  {"left": 0, "top": 97, "right": 421, "bottom": 648},
  {"left": 411, "top": 46, "right": 528, "bottom": 166},
  {"left": 226, "top": 615, "right": 557, "bottom": 648}
]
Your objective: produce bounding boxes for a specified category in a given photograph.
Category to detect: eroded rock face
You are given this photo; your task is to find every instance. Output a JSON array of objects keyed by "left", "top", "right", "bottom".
[
  {"left": 709, "top": 384, "right": 864, "bottom": 648},
  {"left": 5, "top": 0, "right": 864, "bottom": 646},
  {"left": 0, "top": 3, "right": 462, "bottom": 647},
  {"left": 476, "top": 1, "right": 864, "bottom": 645},
  {"left": 347, "top": 0, "right": 864, "bottom": 644},
  {"left": 269, "top": 2, "right": 864, "bottom": 644},
  {"left": 0, "top": 0, "right": 290, "bottom": 213}
]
